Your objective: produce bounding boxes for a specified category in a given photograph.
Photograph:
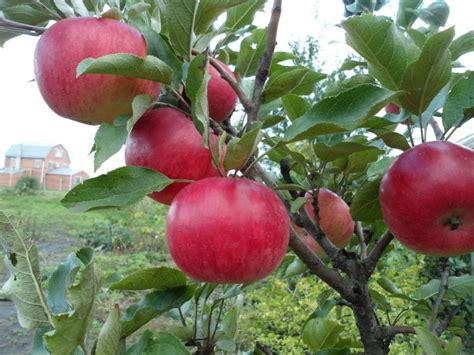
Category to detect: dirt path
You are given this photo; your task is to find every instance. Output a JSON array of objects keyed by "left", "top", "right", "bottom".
[{"left": 0, "top": 238, "right": 83, "bottom": 355}]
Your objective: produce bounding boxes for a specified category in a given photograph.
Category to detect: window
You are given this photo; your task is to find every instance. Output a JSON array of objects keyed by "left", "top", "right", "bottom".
[
  {"left": 55, "top": 149, "right": 63, "bottom": 158},
  {"left": 74, "top": 176, "right": 82, "bottom": 185},
  {"left": 34, "top": 159, "right": 42, "bottom": 168},
  {"left": 48, "top": 161, "right": 54, "bottom": 170}
]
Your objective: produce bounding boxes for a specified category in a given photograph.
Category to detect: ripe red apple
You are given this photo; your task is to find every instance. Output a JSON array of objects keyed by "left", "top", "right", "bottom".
[
  {"left": 34, "top": 17, "right": 161, "bottom": 125},
  {"left": 125, "top": 108, "right": 226, "bottom": 205},
  {"left": 385, "top": 102, "right": 400, "bottom": 115},
  {"left": 207, "top": 60, "right": 238, "bottom": 122},
  {"left": 380, "top": 141, "right": 474, "bottom": 256},
  {"left": 301, "top": 188, "right": 355, "bottom": 256},
  {"left": 166, "top": 177, "right": 290, "bottom": 283}
]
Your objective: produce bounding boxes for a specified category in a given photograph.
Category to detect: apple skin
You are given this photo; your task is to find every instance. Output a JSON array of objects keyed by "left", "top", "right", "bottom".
[
  {"left": 207, "top": 60, "right": 238, "bottom": 122},
  {"left": 301, "top": 188, "right": 355, "bottom": 256},
  {"left": 34, "top": 17, "right": 161, "bottom": 125},
  {"left": 385, "top": 102, "right": 400, "bottom": 115},
  {"left": 380, "top": 141, "right": 474, "bottom": 256},
  {"left": 166, "top": 177, "right": 290, "bottom": 284},
  {"left": 125, "top": 108, "right": 225, "bottom": 205}
]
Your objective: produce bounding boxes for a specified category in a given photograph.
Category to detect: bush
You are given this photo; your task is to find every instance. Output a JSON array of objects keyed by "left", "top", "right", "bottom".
[{"left": 15, "top": 176, "right": 39, "bottom": 195}]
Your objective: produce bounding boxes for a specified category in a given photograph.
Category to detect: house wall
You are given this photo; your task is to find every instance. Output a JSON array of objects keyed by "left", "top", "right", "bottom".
[
  {"left": 45, "top": 174, "right": 71, "bottom": 191},
  {"left": 0, "top": 171, "right": 30, "bottom": 188},
  {"left": 44, "top": 145, "right": 71, "bottom": 172}
]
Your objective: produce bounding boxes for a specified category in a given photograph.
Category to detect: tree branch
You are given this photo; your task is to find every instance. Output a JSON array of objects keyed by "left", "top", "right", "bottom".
[
  {"left": 379, "top": 325, "right": 416, "bottom": 338},
  {"left": 289, "top": 229, "right": 355, "bottom": 302},
  {"left": 435, "top": 301, "right": 464, "bottom": 336},
  {"left": 364, "top": 230, "right": 394, "bottom": 275},
  {"left": 0, "top": 17, "right": 46, "bottom": 36},
  {"left": 428, "top": 258, "right": 450, "bottom": 332},
  {"left": 246, "top": 0, "right": 282, "bottom": 130}
]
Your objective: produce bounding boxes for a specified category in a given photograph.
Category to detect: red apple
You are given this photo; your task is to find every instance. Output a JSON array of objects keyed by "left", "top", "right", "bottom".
[
  {"left": 34, "top": 17, "right": 161, "bottom": 125},
  {"left": 302, "top": 188, "right": 355, "bottom": 256},
  {"left": 385, "top": 102, "right": 400, "bottom": 115},
  {"left": 125, "top": 108, "right": 225, "bottom": 205},
  {"left": 380, "top": 141, "right": 474, "bottom": 256},
  {"left": 207, "top": 60, "right": 238, "bottom": 122},
  {"left": 166, "top": 177, "right": 290, "bottom": 283}
]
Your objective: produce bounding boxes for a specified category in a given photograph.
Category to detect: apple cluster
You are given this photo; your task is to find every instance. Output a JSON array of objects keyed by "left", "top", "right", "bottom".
[{"left": 34, "top": 17, "right": 291, "bottom": 284}]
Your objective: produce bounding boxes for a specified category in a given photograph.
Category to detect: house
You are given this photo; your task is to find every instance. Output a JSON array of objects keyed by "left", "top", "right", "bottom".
[{"left": 0, "top": 143, "right": 89, "bottom": 191}]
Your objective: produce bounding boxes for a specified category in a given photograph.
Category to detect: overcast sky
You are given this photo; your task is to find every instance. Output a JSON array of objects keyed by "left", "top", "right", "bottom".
[{"left": 0, "top": 0, "right": 472, "bottom": 176}]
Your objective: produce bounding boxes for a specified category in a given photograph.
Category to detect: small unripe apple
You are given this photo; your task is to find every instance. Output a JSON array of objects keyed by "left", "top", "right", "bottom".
[
  {"left": 125, "top": 108, "right": 225, "bottom": 205},
  {"left": 166, "top": 177, "right": 290, "bottom": 284},
  {"left": 385, "top": 102, "right": 400, "bottom": 115},
  {"left": 207, "top": 60, "right": 238, "bottom": 122},
  {"left": 299, "top": 188, "right": 355, "bottom": 256},
  {"left": 380, "top": 141, "right": 474, "bottom": 256},
  {"left": 34, "top": 17, "right": 161, "bottom": 125}
]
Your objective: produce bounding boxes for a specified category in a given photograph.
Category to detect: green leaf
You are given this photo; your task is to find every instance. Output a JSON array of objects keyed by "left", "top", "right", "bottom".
[
  {"left": 350, "top": 176, "right": 382, "bottom": 223},
  {"left": 418, "top": 1, "right": 450, "bottom": 27},
  {"left": 110, "top": 267, "right": 186, "bottom": 291},
  {"left": 61, "top": 167, "right": 175, "bottom": 212},
  {"left": 281, "top": 95, "right": 309, "bottom": 121},
  {"left": 340, "top": 60, "right": 367, "bottom": 71},
  {"left": 223, "top": 125, "right": 262, "bottom": 170},
  {"left": 396, "top": 0, "right": 423, "bottom": 28},
  {"left": 446, "top": 275, "right": 474, "bottom": 299},
  {"left": 415, "top": 327, "right": 444, "bottom": 355},
  {"left": 412, "top": 279, "right": 441, "bottom": 300},
  {"left": 450, "top": 31, "right": 474, "bottom": 61},
  {"left": 219, "top": 298, "right": 243, "bottom": 338},
  {"left": 442, "top": 71, "right": 474, "bottom": 131},
  {"left": 444, "top": 337, "right": 462, "bottom": 355},
  {"left": 70, "top": 0, "right": 89, "bottom": 17},
  {"left": 121, "top": 285, "right": 196, "bottom": 338},
  {"left": 262, "top": 67, "right": 326, "bottom": 103},
  {"left": 326, "top": 74, "right": 376, "bottom": 97},
  {"left": 284, "top": 84, "right": 401, "bottom": 143},
  {"left": 194, "top": 0, "right": 246, "bottom": 34},
  {"left": 143, "top": 32, "right": 183, "bottom": 89},
  {"left": 45, "top": 248, "right": 103, "bottom": 355},
  {"left": 236, "top": 28, "right": 267, "bottom": 77},
  {"left": 0, "top": 212, "right": 50, "bottom": 328},
  {"left": 96, "top": 305, "right": 121, "bottom": 355},
  {"left": 274, "top": 184, "right": 307, "bottom": 193},
  {"left": 369, "top": 289, "right": 391, "bottom": 311},
  {"left": 223, "top": 0, "right": 265, "bottom": 32},
  {"left": 47, "top": 253, "right": 82, "bottom": 314},
  {"left": 93, "top": 116, "right": 129, "bottom": 172},
  {"left": 370, "top": 130, "right": 411, "bottom": 151},
  {"left": 367, "top": 156, "right": 395, "bottom": 179},
  {"left": 314, "top": 349, "right": 351, "bottom": 355},
  {"left": 407, "top": 28, "right": 428, "bottom": 48},
  {"left": 54, "top": 0, "right": 75, "bottom": 17},
  {"left": 127, "top": 2, "right": 151, "bottom": 18},
  {"left": 76, "top": 53, "right": 172, "bottom": 85},
  {"left": 186, "top": 54, "right": 211, "bottom": 148},
  {"left": 162, "top": 0, "right": 198, "bottom": 60},
  {"left": 377, "top": 278, "right": 402, "bottom": 294},
  {"left": 303, "top": 318, "right": 343, "bottom": 351},
  {"left": 400, "top": 27, "right": 455, "bottom": 114},
  {"left": 290, "top": 197, "right": 307, "bottom": 214},
  {"left": 125, "top": 330, "right": 153, "bottom": 355},
  {"left": 314, "top": 142, "right": 384, "bottom": 162},
  {"left": 31, "top": 327, "right": 51, "bottom": 355},
  {"left": 342, "top": 14, "right": 420, "bottom": 90},
  {"left": 285, "top": 258, "right": 308, "bottom": 277},
  {"left": 147, "top": 332, "right": 191, "bottom": 354}
]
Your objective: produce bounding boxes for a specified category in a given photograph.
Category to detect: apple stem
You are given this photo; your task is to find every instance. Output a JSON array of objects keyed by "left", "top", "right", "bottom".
[{"left": 418, "top": 111, "right": 425, "bottom": 143}]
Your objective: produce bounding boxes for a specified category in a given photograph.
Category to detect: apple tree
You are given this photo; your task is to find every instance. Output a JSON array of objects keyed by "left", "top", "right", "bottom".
[{"left": 1, "top": 0, "right": 474, "bottom": 354}]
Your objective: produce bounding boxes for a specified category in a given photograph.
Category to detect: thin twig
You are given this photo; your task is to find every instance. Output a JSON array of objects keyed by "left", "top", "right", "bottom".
[
  {"left": 406, "top": 120, "right": 415, "bottom": 147},
  {"left": 379, "top": 325, "right": 416, "bottom": 338},
  {"left": 364, "top": 230, "right": 394, "bottom": 275},
  {"left": 428, "top": 258, "right": 450, "bottom": 332},
  {"left": 435, "top": 301, "right": 464, "bottom": 336},
  {"left": 355, "top": 222, "right": 367, "bottom": 259},
  {"left": 246, "top": 0, "right": 282, "bottom": 131},
  {"left": 178, "top": 307, "right": 187, "bottom": 328},
  {"left": 0, "top": 18, "right": 46, "bottom": 36}
]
